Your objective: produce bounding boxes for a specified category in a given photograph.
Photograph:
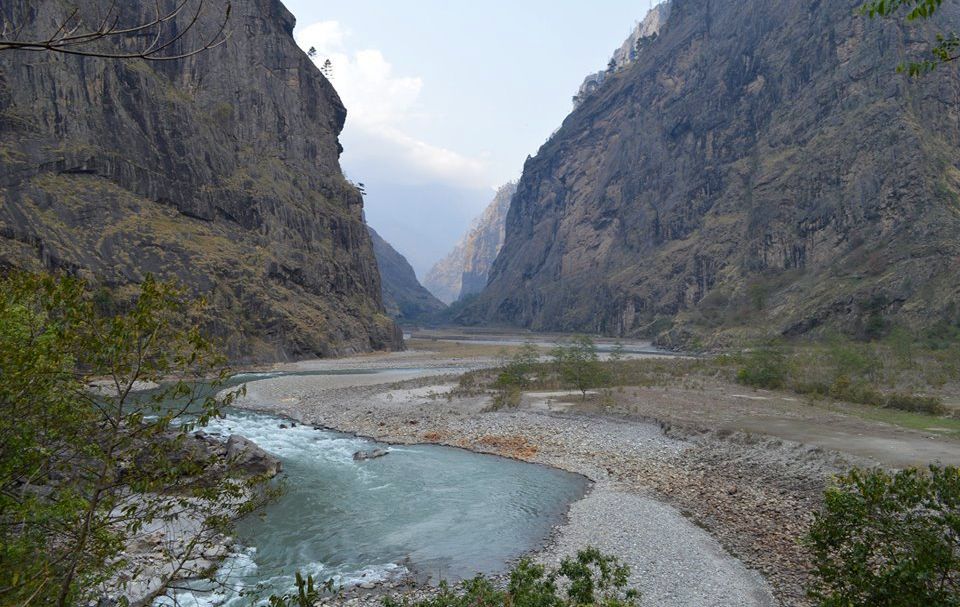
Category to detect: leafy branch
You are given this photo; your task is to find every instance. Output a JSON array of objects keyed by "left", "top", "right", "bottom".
[{"left": 860, "top": 0, "right": 960, "bottom": 75}]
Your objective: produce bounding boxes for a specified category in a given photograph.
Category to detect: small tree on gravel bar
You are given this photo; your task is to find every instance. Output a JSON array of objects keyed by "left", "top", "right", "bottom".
[
  {"left": 552, "top": 336, "right": 610, "bottom": 399},
  {"left": 806, "top": 465, "right": 960, "bottom": 607}
]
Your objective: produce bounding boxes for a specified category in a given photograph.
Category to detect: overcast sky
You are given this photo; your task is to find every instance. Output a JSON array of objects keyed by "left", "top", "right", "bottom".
[{"left": 284, "top": 0, "right": 657, "bottom": 277}]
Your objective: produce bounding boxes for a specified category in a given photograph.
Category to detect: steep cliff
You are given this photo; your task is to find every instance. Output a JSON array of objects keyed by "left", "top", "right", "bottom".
[
  {"left": 0, "top": 0, "right": 401, "bottom": 361},
  {"left": 460, "top": 182, "right": 517, "bottom": 298},
  {"left": 368, "top": 226, "right": 446, "bottom": 322},
  {"left": 424, "top": 182, "right": 516, "bottom": 303},
  {"left": 424, "top": 243, "right": 465, "bottom": 305},
  {"left": 464, "top": 0, "right": 960, "bottom": 344}
]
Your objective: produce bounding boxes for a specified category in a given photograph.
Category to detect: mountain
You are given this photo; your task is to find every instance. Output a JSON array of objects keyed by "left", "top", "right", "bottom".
[
  {"left": 0, "top": 0, "right": 402, "bottom": 361},
  {"left": 424, "top": 182, "right": 516, "bottom": 304},
  {"left": 461, "top": 0, "right": 960, "bottom": 346},
  {"left": 460, "top": 183, "right": 517, "bottom": 298},
  {"left": 424, "top": 242, "right": 466, "bottom": 305},
  {"left": 368, "top": 226, "right": 446, "bottom": 322}
]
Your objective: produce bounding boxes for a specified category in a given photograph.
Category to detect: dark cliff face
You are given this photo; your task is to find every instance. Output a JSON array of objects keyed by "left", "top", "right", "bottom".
[
  {"left": 368, "top": 226, "right": 446, "bottom": 322},
  {"left": 463, "top": 0, "right": 960, "bottom": 344},
  {"left": 0, "top": 0, "right": 402, "bottom": 361}
]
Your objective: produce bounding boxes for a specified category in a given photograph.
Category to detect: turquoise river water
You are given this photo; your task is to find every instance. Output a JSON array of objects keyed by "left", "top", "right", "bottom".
[{"left": 160, "top": 370, "right": 588, "bottom": 606}]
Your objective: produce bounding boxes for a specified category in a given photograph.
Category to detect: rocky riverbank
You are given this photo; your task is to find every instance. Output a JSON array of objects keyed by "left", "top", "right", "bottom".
[{"left": 227, "top": 351, "right": 869, "bottom": 607}]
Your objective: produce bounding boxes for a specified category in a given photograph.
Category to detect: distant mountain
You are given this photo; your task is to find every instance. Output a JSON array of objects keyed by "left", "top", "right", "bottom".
[
  {"left": 461, "top": 0, "right": 960, "bottom": 346},
  {"left": 424, "top": 243, "right": 465, "bottom": 305},
  {"left": 460, "top": 183, "right": 517, "bottom": 298},
  {"left": 0, "top": 0, "right": 401, "bottom": 361},
  {"left": 424, "top": 183, "right": 517, "bottom": 304},
  {"left": 368, "top": 227, "right": 446, "bottom": 322}
]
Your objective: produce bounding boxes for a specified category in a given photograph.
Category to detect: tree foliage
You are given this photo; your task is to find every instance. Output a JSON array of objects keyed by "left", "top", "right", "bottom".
[
  {"left": 0, "top": 272, "right": 264, "bottom": 606},
  {"left": 860, "top": 0, "right": 960, "bottom": 75},
  {"left": 384, "top": 548, "right": 639, "bottom": 607},
  {"left": 806, "top": 465, "right": 960, "bottom": 606},
  {"left": 552, "top": 336, "right": 610, "bottom": 399}
]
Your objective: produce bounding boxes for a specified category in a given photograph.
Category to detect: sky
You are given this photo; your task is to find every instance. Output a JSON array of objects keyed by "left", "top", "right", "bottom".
[{"left": 285, "top": 1, "right": 657, "bottom": 278}]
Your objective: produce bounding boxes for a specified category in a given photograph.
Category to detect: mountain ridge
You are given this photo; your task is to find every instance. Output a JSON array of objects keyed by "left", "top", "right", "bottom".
[{"left": 460, "top": 0, "right": 960, "bottom": 345}]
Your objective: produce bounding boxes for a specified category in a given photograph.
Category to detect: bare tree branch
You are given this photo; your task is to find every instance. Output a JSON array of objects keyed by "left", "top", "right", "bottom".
[{"left": 0, "top": 0, "right": 231, "bottom": 61}]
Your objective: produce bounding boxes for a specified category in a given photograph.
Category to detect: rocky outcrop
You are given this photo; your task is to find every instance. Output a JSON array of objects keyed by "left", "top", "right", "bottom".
[
  {"left": 424, "top": 182, "right": 516, "bottom": 303},
  {"left": 463, "top": 0, "right": 960, "bottom": 344},
  {"left": 225, "top": 434, "right": 282, "bottom": 478},
  {"left": 368, "top": 226, "right": 446, "bottom": 322},
  {"left": 0, "top": 0, "right": 401, "bottom": 361},
  {"left": 574, "top": 2, "right": 671, "bottom": 108},
  {"left": 460, "top": 182, "right": 517, "bottom": 298}
]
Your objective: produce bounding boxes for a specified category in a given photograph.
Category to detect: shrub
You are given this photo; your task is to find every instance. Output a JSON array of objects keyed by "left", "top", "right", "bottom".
[
  {"left": 736, "top": 344, "right": 788, "bottom": 389},
  {"left": 806, "top": 466, "right": 960, "bottom": 607},
  {"left": 495, "top": 343, "right": 540, "bottom": 389},
  {"left": 383, "top": 548, "right": 639, "bottom": 607},
  {"left": 884, "top": 393, "right": 946, "bottom": 415}
]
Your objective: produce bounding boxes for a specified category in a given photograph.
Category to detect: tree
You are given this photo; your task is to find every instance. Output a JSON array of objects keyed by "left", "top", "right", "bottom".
[
  {"left": 806, "top": 465, "right": 960, "bottom": 606},
  {"left": 0, "top": 0, "right": 231, "bottom": 61},
  {"left": 307, "top": 46, "right": 317, "bottom": 58},
  {"left": 0, "top": 273, "right": 271, "bottom": 606},
  {"left": 552, "top": 336, "right": 610, "bottom": 399},
  {"left": 607, "top": 58, "right": 617, "bottom": 73},
  {"left": 860, "top": 0, "right": 960, "bottom": 75},
  {"left": 321, "top": 58, "right": 334, "bottom": 79},
  {"left": 495, "top": 342, "right": 541, "bottom": 389}
]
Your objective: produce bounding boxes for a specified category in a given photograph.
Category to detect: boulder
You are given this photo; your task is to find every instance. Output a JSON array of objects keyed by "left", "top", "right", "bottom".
[
  {"left": 225, "top": 435, "right": 282, "bottom": 478},
  {"left": 352, "top": 448, "right": 389, "bottom": 461}
]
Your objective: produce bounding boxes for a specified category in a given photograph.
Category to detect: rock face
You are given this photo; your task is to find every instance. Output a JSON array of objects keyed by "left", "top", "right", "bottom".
[
  {"left": 368, "top": 226, "right": 446, "bottom": 322},
  {"left": 463, "top": 0, "right": 960, "bottom": 344},
  {"left": 424, "top": 241, "right": 466, "bottom": 305},
  {"left": 424, "top": 182, "right": 516, "bottom": 303},
  {"left": 0, "top": 0, "right": 401, "bottom": 361},
  {"left": 574, "top": 2, "right": 671, "bottom": 108},
  {"left": 460, "top": 182, "right": 517, "bottom": 298}
]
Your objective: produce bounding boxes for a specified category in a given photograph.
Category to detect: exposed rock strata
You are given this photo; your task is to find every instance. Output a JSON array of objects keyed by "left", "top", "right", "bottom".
[
  {"left": 460, "top": 182, "right": 517, "bottom": 298},
  {"left": 424, "top": 182, "right": 516, "bottom": 303},
  {"left": 464, "top": 0, "right": 960, "bottom": 344},
  {"left": 0, "top": 0, "right": 401, "bottom": 361}
]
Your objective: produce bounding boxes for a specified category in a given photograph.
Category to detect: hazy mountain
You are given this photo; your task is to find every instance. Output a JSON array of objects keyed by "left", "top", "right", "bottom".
[
  {"left": 424, "top": 183, "right": 516, "bottom": 304},
  {"left": 368, "top": 226, "right": 446, "bottom": 322}
]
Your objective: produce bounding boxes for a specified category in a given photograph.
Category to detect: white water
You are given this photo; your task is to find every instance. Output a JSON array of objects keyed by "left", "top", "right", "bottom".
[{"left": 159, "top": 394, "right": 587, "bottom": 606}]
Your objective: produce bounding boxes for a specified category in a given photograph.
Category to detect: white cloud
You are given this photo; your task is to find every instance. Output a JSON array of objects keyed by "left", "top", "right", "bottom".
[{"left": 295, "top": 21, "right": 489, "bottom": 188}]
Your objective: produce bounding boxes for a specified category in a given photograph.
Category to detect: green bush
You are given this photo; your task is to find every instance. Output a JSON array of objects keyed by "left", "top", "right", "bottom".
[
  {"left": 384, "top": 548, "right": 639, "bottom": 607},
  {"left": 884, "top": 393, "right": 946, "bottom": 415},
  {"left": 807, "top": 466, "right": 960, "bottom": 606},
  {"left": 736, "top": 345, "right": 788, "bottom": 389},
  {"left": 552, "top": 336, "right": 611, "bottom": 398}
]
